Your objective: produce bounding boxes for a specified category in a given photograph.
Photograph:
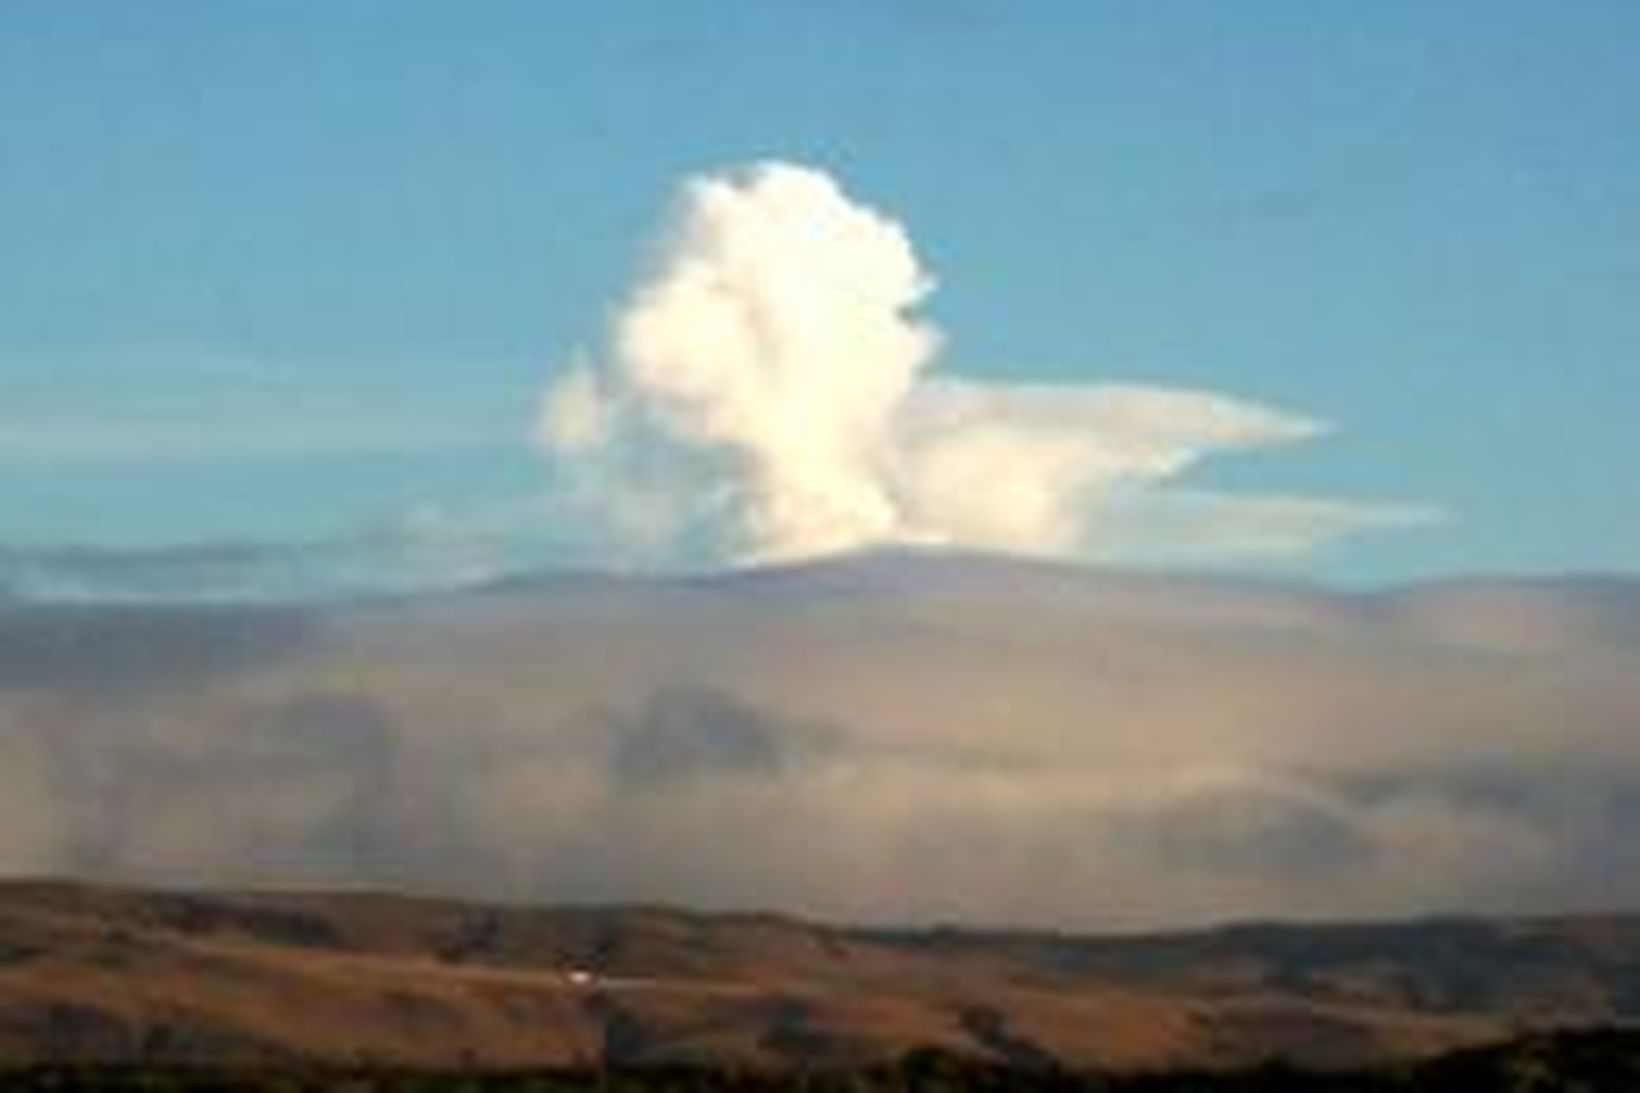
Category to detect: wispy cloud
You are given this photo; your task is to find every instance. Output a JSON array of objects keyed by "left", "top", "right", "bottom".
[
  {"left": 1094, "top": 490, "right": 1441, "bottom": 562},
  {"left": 0, "top": 349, "right": 515, "bottom": 464},
  {"left": 0, "top": 506, "right": 542, "bottom": 604}
]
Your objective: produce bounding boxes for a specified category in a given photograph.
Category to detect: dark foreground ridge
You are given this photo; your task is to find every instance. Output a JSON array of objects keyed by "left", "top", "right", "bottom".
[{"left": 5, "top": 1028, "right": 1640, "bottom": 1092}]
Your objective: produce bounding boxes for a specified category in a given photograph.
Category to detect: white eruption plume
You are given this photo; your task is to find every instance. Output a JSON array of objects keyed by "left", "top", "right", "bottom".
[{"left": 539, "top": 161, "right": 1425, "bottom": 564}]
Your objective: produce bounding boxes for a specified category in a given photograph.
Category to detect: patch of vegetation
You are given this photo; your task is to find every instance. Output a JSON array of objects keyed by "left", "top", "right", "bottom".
[
  {"left": 0, "top": 941, "right": 43, "bottom": 967},
  {"left": 5, "top": 1027, "right": 1640, "bottom": 1091}
]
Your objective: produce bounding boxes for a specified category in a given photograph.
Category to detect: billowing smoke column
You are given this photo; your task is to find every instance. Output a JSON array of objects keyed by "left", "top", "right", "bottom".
[
  {"left": 539, "top": 162, "right": 1417, "bottom": 565},
  {"left": 545, "top": 164, "right": 938, "bottom": 560}
]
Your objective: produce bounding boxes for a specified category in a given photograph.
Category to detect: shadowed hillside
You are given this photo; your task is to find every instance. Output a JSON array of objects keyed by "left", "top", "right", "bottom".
[{"left": 10, "top": 1030, "right": 1640, "bottom": 1091}]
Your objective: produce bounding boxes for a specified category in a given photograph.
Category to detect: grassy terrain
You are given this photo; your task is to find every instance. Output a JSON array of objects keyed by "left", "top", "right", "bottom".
[{"left": 4, "top": 1027, "right": 1640, "bottom": 1091}]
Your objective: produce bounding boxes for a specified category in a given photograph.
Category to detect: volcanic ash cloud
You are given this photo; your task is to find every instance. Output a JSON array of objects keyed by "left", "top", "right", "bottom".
[{"left": 539, "top": 161, "right": 1426, "bottom": 565}]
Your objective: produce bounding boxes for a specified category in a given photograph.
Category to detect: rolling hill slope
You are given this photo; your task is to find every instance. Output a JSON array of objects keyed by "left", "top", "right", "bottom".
[{"left": 2, "top": 881, "right": 1638, "bottom": 1071}]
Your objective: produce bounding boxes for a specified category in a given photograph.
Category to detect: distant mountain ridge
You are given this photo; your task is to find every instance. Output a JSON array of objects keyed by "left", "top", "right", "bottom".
[
  {"left": 2, "top": 881, "right": 1639, "bottom": 1071},
  {"left": 5, "top": 538, "right": 1640, "bottom": 608}
]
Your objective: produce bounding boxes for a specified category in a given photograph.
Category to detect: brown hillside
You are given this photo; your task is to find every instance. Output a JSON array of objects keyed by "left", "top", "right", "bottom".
[{"left": 5, "top": 882, "right": 1636, "bottom": 1070}]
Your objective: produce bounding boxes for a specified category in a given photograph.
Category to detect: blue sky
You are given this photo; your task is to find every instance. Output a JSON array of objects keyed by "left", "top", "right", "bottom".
[{"left": 3, "top": 2, "right": 1638, "bottom": 586}]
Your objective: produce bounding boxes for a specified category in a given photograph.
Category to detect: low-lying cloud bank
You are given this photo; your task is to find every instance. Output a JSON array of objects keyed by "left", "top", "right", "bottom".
[
  {"left": 539, "top": 162, "right": 1430, "bottom": 567},
  {"left": 1, "top": 554, "right": 1636, "bottom": 930}
]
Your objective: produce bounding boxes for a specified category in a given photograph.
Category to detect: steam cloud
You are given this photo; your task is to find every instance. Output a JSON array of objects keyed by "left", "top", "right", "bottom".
[{"left": 539, "top": 162, "right": 1425, "bottom": 564}]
